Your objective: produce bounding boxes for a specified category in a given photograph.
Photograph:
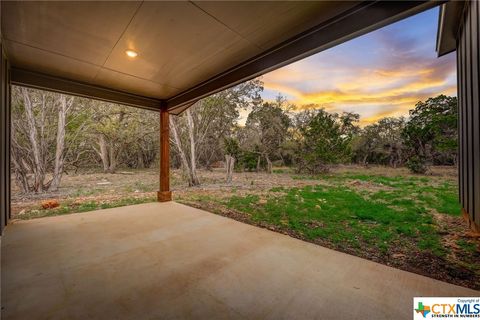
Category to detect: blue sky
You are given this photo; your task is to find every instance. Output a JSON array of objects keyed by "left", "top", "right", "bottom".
[{"left": 258, "top": 7, "right": 456, "bottom": 126}]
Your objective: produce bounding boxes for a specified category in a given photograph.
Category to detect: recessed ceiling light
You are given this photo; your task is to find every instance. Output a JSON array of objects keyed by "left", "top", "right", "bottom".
[{"left": 126, "top": 50, "right": 138, "bottom": 58}]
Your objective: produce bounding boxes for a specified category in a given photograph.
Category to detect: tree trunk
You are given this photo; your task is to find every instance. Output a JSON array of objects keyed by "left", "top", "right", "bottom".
[
  {"left": 265, "top": 155, "right": 272, "bottom": 174},
  {"left": 170, "top": 116, "right": 197, "bottom": 186},
  {"left": 137, "top": 151, "right": 145, "bottom": 169},
  {"left": 22, "top": 87, "right": 45, "bottom": 192},
  {"left": 10, "top": 118, "right": 30, "bottom": 193},
  {"left": 11, "top": 150, "right": 29, "bottom": 193},
  {"left": 225, "top": 155, "right": 235, "bottom": 183},
  {"left": 185, "top": 109, "right": 200, "bottom": 186},
  {"left": 96, "top": 134, "right": 110, "bottom": 173},
  {"left": 108, "top": 143, "right": 116, "bottom": 173},
  {"left": 50, "top": 95, "right": 68, "bottom": 191},
  {"left": 362, "top": 154, "right": 369, "bottom": 167}
]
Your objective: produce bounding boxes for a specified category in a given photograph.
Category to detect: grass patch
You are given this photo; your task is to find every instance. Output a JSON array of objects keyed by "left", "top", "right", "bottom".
[
  {"left": 457, "top": 239, "right": 477, "bottom": 254},
  {"left": 17, "top": 196, "right": 156, "bottom": 220},
  {"left": 226, "top": 184, "right": 445, "bottom": 256},
  {"left": 220, "top": 172, "right": 464, "bottom": 260}
]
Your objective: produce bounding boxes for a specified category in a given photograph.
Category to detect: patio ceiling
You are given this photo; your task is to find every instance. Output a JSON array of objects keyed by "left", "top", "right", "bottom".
[{"left": 1, "top": 1, "right": 440, "bottom": 113}]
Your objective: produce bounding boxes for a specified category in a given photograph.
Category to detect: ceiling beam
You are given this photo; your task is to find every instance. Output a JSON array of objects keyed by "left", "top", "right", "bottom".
[
  {"left": 166, "top": 0, "right": 443, "bottom": 112},
  {"left": 11, "top": 68, "right": 162, "bottom": 111}
]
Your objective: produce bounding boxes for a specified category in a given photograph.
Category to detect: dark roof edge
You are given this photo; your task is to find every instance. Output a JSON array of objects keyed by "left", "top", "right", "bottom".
[
  {"left": 10, "top": 68, "right": 163, "bottom": 111},
  {"left": 436, "top": 1, "right": 467, "bottom": 57}
]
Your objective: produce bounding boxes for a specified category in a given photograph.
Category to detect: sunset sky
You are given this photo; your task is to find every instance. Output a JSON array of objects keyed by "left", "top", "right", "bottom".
[{"left": 258, "top": 6, "right": 456, "bottom": 126}]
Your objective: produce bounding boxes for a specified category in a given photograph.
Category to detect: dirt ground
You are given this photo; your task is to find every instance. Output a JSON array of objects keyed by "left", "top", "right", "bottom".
[
  {"left": 175, "top": 165, "right": 460, "bottom": 203},
  {"left": 11, "top": 165, "right": 458, "bottom": 209},
  {"left": 10, "top": 165, "right": 459, "bottom": 217},
  {"left": 9, "top": 165, "right": 358, "bottom": 213}
]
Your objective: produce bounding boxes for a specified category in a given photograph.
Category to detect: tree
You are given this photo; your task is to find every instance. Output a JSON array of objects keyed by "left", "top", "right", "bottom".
[
  {"left": 353, "top": 117, "right": 405, "bottom": 167},
  {"left": 61, "top": 99, "right": 97, "bottom": 173},
  {"left": 91, "top": 104, "right": 129, "bottom": 173},
  {"left": 170, "top": 108, "right": 200, "bottom": 186},
  {"left": 293, "top": 109, "right": 359, "bottom": 174},
  {"left": 223, "top": 137, "right": 240, "bottom": 183},
  {"left": 402, "top": 95, "right": 457, "bottom": 173},
  {"left": 89, "top": 103, "right": 159, "bottom": 173},
  {"left": 352, "top": 125, "right": 379, "bottom": 166},
  {"left": 11, "top": 87, "right": 74, "bottom": 192},
  {"left": 170, "top": 79, "right": 263, "bottom": 186},
  {"left": 241, "top": 95, "right": 291, "bottom": 173},
  {"left": 117, "top": 109, "right": 159, "bottom": 169}
]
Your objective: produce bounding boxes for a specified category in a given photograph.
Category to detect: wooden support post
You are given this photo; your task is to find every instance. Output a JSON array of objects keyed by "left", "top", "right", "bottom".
[{"left": 157, "top": 108, "right": 172, "bottom": 202}]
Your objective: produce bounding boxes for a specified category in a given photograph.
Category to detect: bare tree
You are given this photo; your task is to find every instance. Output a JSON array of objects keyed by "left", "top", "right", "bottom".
[
  {"left": 91, "top": 105, "right": 128, "bottom": 173},
  {"left": 169, "top": 80, "right": 263, "bottom": 186},
  {"left": 186, "top": 109, "right": 200, "bottom": 185},
  {"left": 225, "top": 155, "right": 235, "bottom": 183},
  {"left": 170, "top": 113, "right": 199, "bottom": 186},
  {"left": 11, "top": 87, "right": 73, "bottom": 193},
  {"left": 90, "top": 104, "right": 159, "bottom": 172},
  {"left": 51, "top": 94, "right": 73, "bottom": 190},
  {"left": 22, "top": 88, "right": 45, "bottom": 191}
]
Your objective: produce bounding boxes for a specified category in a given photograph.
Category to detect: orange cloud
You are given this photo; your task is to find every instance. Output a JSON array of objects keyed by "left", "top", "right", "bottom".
[
  {"left": 260, "top": 8, "right": 457, "bottom": 128},
  {"left": 262, "top": 61, "right": 456, "bottom": 126},
  {"left": 291, "top": 84, "right": 456, "bottom": 126}
]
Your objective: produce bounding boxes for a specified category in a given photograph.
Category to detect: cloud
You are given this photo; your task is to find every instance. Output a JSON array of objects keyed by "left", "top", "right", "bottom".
[{"left": 260, "top": 7, "right": 457, "bottom": 126}]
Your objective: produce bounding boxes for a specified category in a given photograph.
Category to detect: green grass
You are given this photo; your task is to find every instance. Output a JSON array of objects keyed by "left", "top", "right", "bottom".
[
  {"left": 457, "top": 239, "right": 477, "bottom": 254},
  {"left": 349, "top": 175, "right": 460, "bottom": 216},
  {"left": 17, "top": 196, "right": 156, "bottom": 220},
  {"left": 222, "top": 173, "right": 461, "bottom": 258},
  {"left": 226, "top": 185, "right": 443, "bottom": 255}
]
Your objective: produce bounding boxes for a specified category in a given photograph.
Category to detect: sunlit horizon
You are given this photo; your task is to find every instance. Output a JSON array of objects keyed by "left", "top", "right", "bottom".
[{"left": 242, "top": 6, "right": 456, "bottom": 127}]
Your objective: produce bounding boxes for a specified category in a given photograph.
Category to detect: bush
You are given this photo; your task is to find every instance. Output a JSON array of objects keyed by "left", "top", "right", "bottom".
[
  {"left": 294, "top": 110, "right": 356, "bottom": 174},
  {"left": 238, "top": 150, "right": 258, "bottom": 171},
  {"left": 406, "top": 155, "right": 428, "bottom": 174}
]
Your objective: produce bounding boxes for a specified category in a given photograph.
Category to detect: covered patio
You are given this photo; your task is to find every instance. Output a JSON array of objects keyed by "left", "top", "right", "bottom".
[
  {"left": 1, "top": 0, "right": 480, "bottom": 318},
  {"left": 2, "top": 202, "right": 477, "bottom": 319}
]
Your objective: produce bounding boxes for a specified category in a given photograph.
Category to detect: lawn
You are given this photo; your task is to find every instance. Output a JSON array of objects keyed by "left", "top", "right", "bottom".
[{"left": 10, "top": 165, "right": 480, "bottom": 289}]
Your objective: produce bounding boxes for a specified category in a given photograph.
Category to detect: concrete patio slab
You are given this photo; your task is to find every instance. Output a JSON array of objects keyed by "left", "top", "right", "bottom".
[{"left": 1, "top": 202, "right": 478, "bottom": 319}]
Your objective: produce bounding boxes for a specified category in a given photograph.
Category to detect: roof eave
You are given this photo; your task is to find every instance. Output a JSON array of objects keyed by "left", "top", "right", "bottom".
[{"left": 436, "top": 1, "right": 466, "bottom": 57}]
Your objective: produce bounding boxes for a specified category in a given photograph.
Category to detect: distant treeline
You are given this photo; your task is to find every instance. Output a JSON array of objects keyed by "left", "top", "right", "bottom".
[{"left": 11, "top": 80, "right": 457, "bottom": 192}]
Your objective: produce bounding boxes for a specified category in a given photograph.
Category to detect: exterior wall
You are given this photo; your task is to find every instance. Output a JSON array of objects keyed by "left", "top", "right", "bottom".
[
  {"left": 0, "top": 38, "right": 11, "bottom": 234},
  {"left": 457, "top": 0, "right": 480, "bottom": 230}
]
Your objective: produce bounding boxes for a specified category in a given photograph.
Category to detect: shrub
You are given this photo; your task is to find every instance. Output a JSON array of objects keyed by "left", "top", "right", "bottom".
[
  {"left": 238, "top": 150, "right": 258, "bottom": 171},
  {"left": 406, "top": 155, "right": 428, "bottom": 174}
]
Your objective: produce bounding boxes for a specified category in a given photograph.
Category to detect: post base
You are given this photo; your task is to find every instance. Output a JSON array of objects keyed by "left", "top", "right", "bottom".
[{"left": 157, "top": 191, "right": 172, "bottom": 202}]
